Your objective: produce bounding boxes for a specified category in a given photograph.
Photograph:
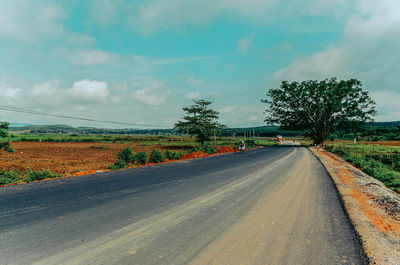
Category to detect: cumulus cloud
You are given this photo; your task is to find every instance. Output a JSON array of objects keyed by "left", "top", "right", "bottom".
[
  {"left": 0, "top": 85, "right": 21, "bottom": 101},
  {"left": 237, "top": 33, "right": 256, "bottom": 54},
  {"left": 131, "top": 82, "right": 170, "bottom": 105},
  {"left": 68, "top": 79, "right": 110, "bottom": 103},
  {"left": 32, "top": 79, "right": 60, "bottom": 97},
  {"left": 24, "top": 79, "right": 110, "bottom": 106},
  {"left": 66, "top": 50, "right": 116, "bottom": 66}
]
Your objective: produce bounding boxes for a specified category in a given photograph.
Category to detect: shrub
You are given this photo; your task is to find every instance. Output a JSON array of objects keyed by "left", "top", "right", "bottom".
[
  {"left": 26, "top": 169, "right": 63, "bottom": 182},
  {"left": 0, "top": 170, "right": 22, "bottom": 185},
  {"left": 165, "top": 150, "right": 175, "bottom": 160},
  {"left": 107, "top": 159, "right": 127, "bottom": 170},
  {"left": 149, "top": 149, "right": 165, "bottom": 163},
  {"left": 174, "top": 151, "right": 183, "bottom": 160},
  {"left": 187, "top": 146, "right": 200, "bottom": 154},
  {"left": 135, "top": 151, "right": 148, "bottom": 165},
  {"left": 201, "top": 145, "right": 216, "bottom": 154},
  {"left": 245, "top": 139, "right": 256, "bottom": 148},
  {"left": 117, "top": 147, "right": 134, "bottom": 163}
]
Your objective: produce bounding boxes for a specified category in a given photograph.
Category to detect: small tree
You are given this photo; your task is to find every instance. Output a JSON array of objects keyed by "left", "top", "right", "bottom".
[
  {"left": 0, "top": 122, "right": 15, "bottom": 153},
  {"left": 262, "top": 78, "right": 376, "bottom": 145},
  {"left": 174, "top": 99, "right": 225, "bottom": 145}
]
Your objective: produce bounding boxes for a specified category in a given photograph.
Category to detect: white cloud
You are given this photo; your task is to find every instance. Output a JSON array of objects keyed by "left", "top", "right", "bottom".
[
  {"left": 68, "top": 79, "right": 110, "bottom": 103},
  {"left": 66, "top": 50, "right": 115, "bottom": 66},
  {"left": 0, "top": 85, "right": 21, "bottom": 101},
  {"left": 131, "top": 82, "right": 170, "bottom": 105},
  {"left": 370, "top": 91, "right": 400, "bottom": 121},
  {"left": 274, "top": 0, "right": 400, "bottom": 87},
  {"left": 0, "top": 0, "right": 66, "bottom": 41},
  {"left": 185, "top": 91, "right": 201, "bottom": 99},
  {"left": 219, "top": 105, "right": 264, "bottom": 127},
  {"left": 32, "top": 79, "right": 60, "bottom": 96},
  {"left": 87, "top": 0, "right": 351, "bottom": 34},
  {"left": 186, "top": 76, "right": 203, "bottom": 86},
  {"left": 219, "top": 106, "right": 237, "bottom": 113},
  {"left": 237, "top": 33, "right": 256, "bottom": 53},
  {"left": 75, "top": 106, "right": 85, "bottom": 111}
]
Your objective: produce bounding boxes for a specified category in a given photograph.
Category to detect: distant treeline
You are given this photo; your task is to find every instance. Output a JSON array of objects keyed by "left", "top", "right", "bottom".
[
  {"left": 9, "top": 124, "right": 178, "bottom": 135},
  {"left": 331, "top": 125, "right": 400, "bottom": 141},
  {"left": 9, "top": 124, "right": 300, "bottom": 137},
  {"left": 9, "top": 121, "right": 400, "bottom": 140},
  {"left": 220, "top": 126, "right": 300, "bottom": 137}
]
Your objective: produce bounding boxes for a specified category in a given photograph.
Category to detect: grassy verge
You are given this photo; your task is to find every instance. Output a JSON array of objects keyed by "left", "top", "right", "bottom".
[
  {"left": 325, "top": 144, "right": 400, "bottom": 193},
  {"left": 0, "top": 168, "right": 63, "bottom": 186}
]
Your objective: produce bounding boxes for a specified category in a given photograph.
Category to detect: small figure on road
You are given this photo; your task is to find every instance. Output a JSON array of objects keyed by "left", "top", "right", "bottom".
[{"left": 239, "top": 141, "right": 245, "bottom": 153}]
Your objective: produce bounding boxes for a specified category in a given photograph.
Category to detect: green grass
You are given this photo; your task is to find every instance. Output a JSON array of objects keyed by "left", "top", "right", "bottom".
[
  {"left": 10, "top": 133, "right": 278, "bottom": 147},
  {"left": 325, "top": 143, "right": 400, "bottom": 193},
  {"left": 0, "top": 169, "right": 63, "bottom": 185}
]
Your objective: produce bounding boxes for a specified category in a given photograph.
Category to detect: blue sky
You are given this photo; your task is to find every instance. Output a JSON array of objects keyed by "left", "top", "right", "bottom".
[{"left": 0, "top": 0, "right": 399, "bottom": 128}]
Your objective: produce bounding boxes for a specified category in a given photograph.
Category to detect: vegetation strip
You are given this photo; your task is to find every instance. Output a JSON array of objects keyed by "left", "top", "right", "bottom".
[
  {"left": 311, "top": 147, "right": 400, "bottom": 264},
  {"left": 325, "top": 143, "right": 400, "bottom": 193}
]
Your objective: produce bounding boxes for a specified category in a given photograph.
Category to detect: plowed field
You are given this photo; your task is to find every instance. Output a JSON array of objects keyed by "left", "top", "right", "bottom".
[{"left": 0, "top": 142, "right": 184, "bottom": 174}]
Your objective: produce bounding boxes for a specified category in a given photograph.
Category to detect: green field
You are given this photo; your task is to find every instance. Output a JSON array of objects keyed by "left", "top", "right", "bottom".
[
  {"left": 10, "top": 133, "right": 277, "bottom": 147},
  {"left": 325, "top": 143, "right": 400, "bottom": 193}
]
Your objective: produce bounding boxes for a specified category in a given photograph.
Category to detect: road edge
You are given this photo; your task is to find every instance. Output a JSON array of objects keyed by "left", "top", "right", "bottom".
[{"left": 310, "top": 147, "right": 400, "bottom": 265}]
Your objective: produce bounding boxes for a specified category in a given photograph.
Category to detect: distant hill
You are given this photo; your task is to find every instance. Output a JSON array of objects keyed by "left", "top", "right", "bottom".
[
  {"left": 370, "top": 121, "right": 400, "bottom": 127},
  {"left": 8, "top": 124, "right": 177, "bottom": 135},
  {"left": 8, "top": 121, "right": 400, "bottom": 137},
  {"left": 8, "top": 124, "right": 300, "bottom": 137},
  {"left": 9, "top": 123, "right": 33, "bottom": 127}
]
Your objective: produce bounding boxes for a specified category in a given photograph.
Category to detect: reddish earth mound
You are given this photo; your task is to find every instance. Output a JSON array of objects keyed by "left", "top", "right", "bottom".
[
  {"left": 217, "top": 146, "right": 235, "bottom": 153},
  {"left": 181, "top": 150, "right": 209, "bottom": 159}
]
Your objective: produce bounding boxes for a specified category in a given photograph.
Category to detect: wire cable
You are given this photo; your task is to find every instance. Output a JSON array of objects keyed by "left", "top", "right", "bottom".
[{"left": 0, "top": 105, "right": 170, "bottom": 128}]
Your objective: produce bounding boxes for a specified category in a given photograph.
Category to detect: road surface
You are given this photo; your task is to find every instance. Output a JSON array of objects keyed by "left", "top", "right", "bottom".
[{"left": 0, "top": 146, "right": 365, "bottom": 265}]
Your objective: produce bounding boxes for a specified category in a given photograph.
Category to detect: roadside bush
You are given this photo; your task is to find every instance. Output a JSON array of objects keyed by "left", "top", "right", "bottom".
[
  {"left": 174, "top": 150, "right": 183, "bottom": 160},
  {"left": 135, "top": 151, "right": 148, "bottom": 165},
  {"left": 245, "top": 139, "right": 256, "bottom": 148},
  {"left": 187, "top": 146, "right": 200, "bottom": 154},
  {"left": 107, "top": 159, "right": 127, "bottom": 170},
  {"left": 0, "top": 170, "right": 22, "bottom": 185},
  {"left": 117, "top": 147, "right": 134, "bottom": 163},
  {"left": 165, "top": 150, "right": 175, "bottom": 160},
  {"left": 26, "top": 169, "right": 63, "bottom": 182},
  {"left": 149, "top": 149, "right": 165, "bottom": 163},
  {"left": 201, "top": 145, "right": 216, "bottom": 154}
]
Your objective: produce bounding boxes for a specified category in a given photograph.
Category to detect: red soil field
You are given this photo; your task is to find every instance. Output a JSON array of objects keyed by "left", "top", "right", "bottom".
[
  {"left": 0, "top": 142, "right": 238, "bottom": 176},
  {"left": 0, "top": 142, "right": 184, "bottom": 174}
]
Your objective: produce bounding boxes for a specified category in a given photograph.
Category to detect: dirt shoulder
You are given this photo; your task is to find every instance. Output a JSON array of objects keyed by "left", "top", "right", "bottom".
[{"left": 311, "top": 147, "right": 400, "bottom": 265}]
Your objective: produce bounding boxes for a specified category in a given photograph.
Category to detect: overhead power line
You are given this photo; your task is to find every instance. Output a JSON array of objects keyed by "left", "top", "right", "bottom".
[{"left": 0, "top": 105, "right": 169, "bottom": 128}]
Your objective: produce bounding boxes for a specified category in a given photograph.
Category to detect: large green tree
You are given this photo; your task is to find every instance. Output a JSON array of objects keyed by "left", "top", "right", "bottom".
[
  {"left": 262, "top": 78, "right": 376, "bottom": 145},
  {"left": 0, "top": 122, "right": 15, "bottom": 153},
  {"left": 174, "top": 99, "right": 225, "bottom": 145}
]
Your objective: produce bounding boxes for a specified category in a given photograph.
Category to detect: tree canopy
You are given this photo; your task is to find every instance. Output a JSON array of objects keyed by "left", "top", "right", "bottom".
[
  {"left": 262, "top": 78, "right": 376, "bottom": 145},
  {"left": 174, "top": 99, "right": 225, "bottom": 145},
  {"left": 0, "top": 122, "right": 15, "bottom": 153}
]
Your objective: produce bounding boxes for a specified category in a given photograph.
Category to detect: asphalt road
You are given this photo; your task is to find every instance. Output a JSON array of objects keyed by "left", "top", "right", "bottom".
[{"left": 0, "top": 146, "right": 365, "bottom": 265}]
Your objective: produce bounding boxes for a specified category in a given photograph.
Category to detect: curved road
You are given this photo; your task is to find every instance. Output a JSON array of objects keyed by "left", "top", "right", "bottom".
[{"left": 0, "top": 146, "right": 365, "bottom": 264}]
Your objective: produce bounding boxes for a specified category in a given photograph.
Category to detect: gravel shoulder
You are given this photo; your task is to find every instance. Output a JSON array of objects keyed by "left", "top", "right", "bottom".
[{"left": 311, "top": 147, "right": 400, "bottom": 264}]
